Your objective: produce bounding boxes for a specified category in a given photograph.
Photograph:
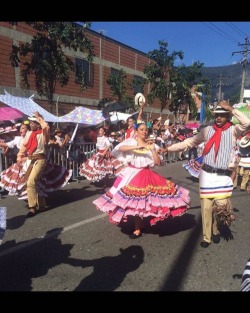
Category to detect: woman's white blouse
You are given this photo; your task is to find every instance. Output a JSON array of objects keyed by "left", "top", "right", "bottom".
[
  {"left": 111, "top": 138, "right": 160, "bottom": 168},
  {"left": 96, "top": 136, "right": 111, "bottom": 150}
]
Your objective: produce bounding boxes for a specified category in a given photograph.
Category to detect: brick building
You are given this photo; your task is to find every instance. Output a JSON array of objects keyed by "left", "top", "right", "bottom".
[{"left": 0, "top": 22, "right": 174, "bottom": 122}]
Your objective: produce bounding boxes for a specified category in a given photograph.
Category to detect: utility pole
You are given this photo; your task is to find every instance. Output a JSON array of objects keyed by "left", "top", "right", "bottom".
[
  {"left": 216, "top": 73, "right": 229, "bottom": 101},
  {"left": 232, "top": 36, "right": 250, "bottom": 102}
]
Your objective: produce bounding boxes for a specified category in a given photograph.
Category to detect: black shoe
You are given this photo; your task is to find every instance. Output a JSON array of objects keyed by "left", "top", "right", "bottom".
[
  {"left": 26, "top": 210, "right": 37, "bottom": 218},
  {"left": 212, "top": 234, "right": 220, "bottom": 244},
  {"left": 240, "top": 189, "right": 246, "bottom": 192},
  {"left": 200, "top": 241, "right": 210, "bottom": 248},
  {"left": 129, "top": 232, "right": 142, "bottom": 239}
]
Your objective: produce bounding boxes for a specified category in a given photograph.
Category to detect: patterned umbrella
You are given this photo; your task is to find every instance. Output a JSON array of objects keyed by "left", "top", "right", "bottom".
[
  {"left": 0, "top": 90, "right": 59, "bottom": 122},
  {"left": 58, "top": 106, "right": 106, "bottom": 125},
  {"left": 0, "top": 107, "right": 24, "bottom": 121}
]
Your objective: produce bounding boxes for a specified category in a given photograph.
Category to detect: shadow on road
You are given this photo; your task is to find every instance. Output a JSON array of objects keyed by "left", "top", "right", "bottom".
[
  {"left": 0, "top": 228, "right": 80, "bottom": 291},
  {"left": 74, "top": 245, "right": 144, "bottom": 291},
  {"left": 118, "top": 213, "right": 197, "bottom": 237}
]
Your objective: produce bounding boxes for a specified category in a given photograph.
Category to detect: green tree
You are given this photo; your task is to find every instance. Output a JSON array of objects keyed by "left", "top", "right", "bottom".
[
  {"left": 143, "top": 40, "right": 184, "bottom": 111},
  {"left": 106, "top": 69, "right": 134, "bottom": 109},
  {"left": 172, "top": 62, "right": 205, "bottom": 117},
  {"left": 143, "top": 40, "right": 212, "bottom": 121},
  {"left": 9, "top": 22, "right": 94, "bottom": 112}
]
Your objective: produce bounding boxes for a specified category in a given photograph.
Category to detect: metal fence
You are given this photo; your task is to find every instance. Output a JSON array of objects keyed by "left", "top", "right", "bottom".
[
  {"left": 0, "top": 143, "right": 96, "bottom": 184},
  {"left": 0, "top": 140, "right": 187, "bottom": 190}
]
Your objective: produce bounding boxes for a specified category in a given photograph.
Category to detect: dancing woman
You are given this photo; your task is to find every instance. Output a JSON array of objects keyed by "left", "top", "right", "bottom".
[
  {"left": 93, "top": 123, "right": 190, "bottom": 238},
  {"left": 79, "top": 126, "right": 124, "bottom": 185},
  {"left": 0, "top": 122, "right": 31, "bottom": 195}
]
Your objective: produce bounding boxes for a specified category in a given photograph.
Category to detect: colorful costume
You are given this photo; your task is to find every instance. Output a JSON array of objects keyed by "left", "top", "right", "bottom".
[
  {"left": 93, "top": 138, "right": 190, "bottom": 226},
  {"left": 0, "top": 161, "right": 72, "bottom": 199},
  {"left": 167, "top": 107, "right": 250, "bottom": 244},
  {"left": 0, "top": 122, "right": 72, "bottom": 200},
  {"left": 79, "top": 135, "right": 124, "bottom": 182},
  {"left": 182, "top": 155, "right": 203, "bottom": 178}
]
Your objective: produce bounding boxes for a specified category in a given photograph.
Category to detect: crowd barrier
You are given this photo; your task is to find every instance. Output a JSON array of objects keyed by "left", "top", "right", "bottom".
[
  {"left": 0, "top": 140, "right": 188, "bottom": 186},
  {"left": 0, "top": 143, "right": 96, "bottom": 183}
]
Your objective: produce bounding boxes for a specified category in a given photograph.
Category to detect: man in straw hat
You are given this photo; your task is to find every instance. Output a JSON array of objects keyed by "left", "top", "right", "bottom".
[
  {"left": 233, "top": 131, "right": 250, "bottom": 191},
  {"left": 16, "top": 112, "right": 50, "bottom": 218},
  {"left": 160, "top": 100, "right": 250, "bottom": 248}
]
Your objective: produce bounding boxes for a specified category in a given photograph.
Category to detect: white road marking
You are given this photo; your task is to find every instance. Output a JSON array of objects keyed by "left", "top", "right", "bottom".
[{"left": 0, "top": 213, "right": 106, "bottom": 258}]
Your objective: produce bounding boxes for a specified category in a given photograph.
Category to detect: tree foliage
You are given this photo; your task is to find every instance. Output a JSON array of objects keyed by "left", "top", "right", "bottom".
[
  {"left": 143, "top": 40, "right": 211, "bottom": 120},
  {"left": 9, "top": 22, "right": 94, "bottom": 110},
  {"left": 143, "top": 40, "right": 184, "bottom": 111},
  {"left": 106, "top": 69, "right": 130, "bottom": 101},
  {"left": 106, "top": 69, "right": 134, "bottom": 109},
  {"left": 172, "top": 63, "right": 211, "bottom": 119}
]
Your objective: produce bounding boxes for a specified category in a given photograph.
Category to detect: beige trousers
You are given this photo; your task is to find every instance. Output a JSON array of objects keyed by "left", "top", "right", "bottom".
[
  {"left": 233, "top": 166, "right": 250, "bottom": 190},
  {"left": 233, "top": 166, "right": 241, "bottom": 188},
  {"left": 241, "top": 169, "right": 250, "bottom": 190},
  {"left": 200, "top": 198, "right": 228, "bottom": 243},
  {"left": 27, "top": 159, "right": 46, "bottom": 209}
]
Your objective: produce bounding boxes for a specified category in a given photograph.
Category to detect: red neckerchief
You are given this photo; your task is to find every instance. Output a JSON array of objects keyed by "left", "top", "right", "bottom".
[
  {"left": 26, "top": 129, "right": 42, "bottom": 155},
  {"left": 126, "top": 127, "right": 134, "bottom": 139},
  {"left": 202, "top": 121, "right": 232, "bottom": 161}
]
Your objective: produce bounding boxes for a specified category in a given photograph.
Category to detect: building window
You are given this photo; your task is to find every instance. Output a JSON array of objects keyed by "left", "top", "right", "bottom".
[
  {"left": 75, "top": 58, "right": 93, "bottom": 86},
  {"left": 111, "top": 68, "right": 120, "bottom": 77},
  {"left": 133, "top": 75, "right": 144, "bottom": 94}
]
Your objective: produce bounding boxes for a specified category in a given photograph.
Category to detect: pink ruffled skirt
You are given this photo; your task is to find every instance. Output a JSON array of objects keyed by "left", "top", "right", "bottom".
[{"left": 93, "top": 166, "right": 190, "bottom": 226}]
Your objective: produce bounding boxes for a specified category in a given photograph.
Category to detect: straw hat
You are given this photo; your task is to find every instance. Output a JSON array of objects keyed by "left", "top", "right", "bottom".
[
  {"left": 116, "top": 131, "right": 122, "bottom": 136},
  {"left": 28, "top": 116, "right": 39, "bottom": 123},
  {"left": 239, "top": 135, "right": 250, "bottom": 148},
  {"left": 164, "top": 119, "right": 170, "bottom": 126},
  {"left": 212, "top": 105, "right": 231, "bottom": 114},
  {"left": 134, "top": 93, "right": 145, "bottom": 106},
  {"left": 148, "top": 134, "right": 156, "bottom": 141},
  {"left": 2, "top": 126, "right": 17, "bottom": 133}
]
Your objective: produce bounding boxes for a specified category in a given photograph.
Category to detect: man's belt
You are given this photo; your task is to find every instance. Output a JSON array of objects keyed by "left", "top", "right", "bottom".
[
  {"left": 202, "top": 164, "right": 232, "bottom": 176},
  {"left": 28, "top": 154, "right": 45, "bottom": 160}
]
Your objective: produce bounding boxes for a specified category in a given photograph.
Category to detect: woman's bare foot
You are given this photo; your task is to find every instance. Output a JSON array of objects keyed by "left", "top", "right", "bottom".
[{"left": 129, "top": 229, "right": 142, "bottom": 239}]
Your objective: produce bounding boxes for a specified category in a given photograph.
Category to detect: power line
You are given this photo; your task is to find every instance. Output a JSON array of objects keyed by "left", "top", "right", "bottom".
[
  {"left": 209, "top": 22, "right": 239, "bottom": 44},
  {"left": 202, "top": 22, "right": 238, "bottom": 44},
  {"left": 226, "top": 22, "right": 248, "bottom": 38},
  {"left": 232, "top": 36, "right": 250, "bottom": 102}
]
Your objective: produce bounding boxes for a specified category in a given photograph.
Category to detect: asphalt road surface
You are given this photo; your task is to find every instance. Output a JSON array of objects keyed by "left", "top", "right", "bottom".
[{"left": 0, "top": 160, "right": 249, "bottom": 292}]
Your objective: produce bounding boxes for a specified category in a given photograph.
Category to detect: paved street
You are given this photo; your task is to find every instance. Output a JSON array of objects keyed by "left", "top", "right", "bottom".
[{"left": 0, "top": 160, "right": 249, "bottom": 291}]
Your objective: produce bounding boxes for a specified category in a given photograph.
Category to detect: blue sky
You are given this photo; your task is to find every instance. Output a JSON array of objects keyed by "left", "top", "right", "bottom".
[{"left": 89, "top": 22, "right": 250, "bottom": 68}]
